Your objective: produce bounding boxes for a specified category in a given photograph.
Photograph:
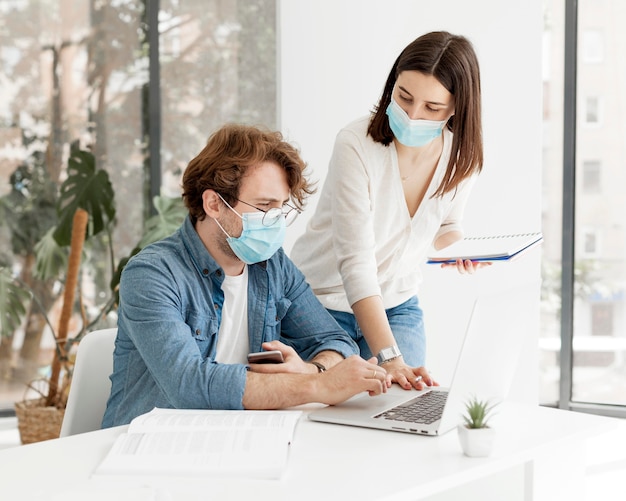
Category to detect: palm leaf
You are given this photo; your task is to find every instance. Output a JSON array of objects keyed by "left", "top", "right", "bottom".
[
  {"left": 138, "top": 195, "right": 186, "bottom": 248},
  {"left": 110, "top": 196, "right": 186, "bottom": 303},
  {"left": 0, "top": 267, "right": 31, "bottom": 338},
  {"left": 53, "top": 147, "right": 116, "bottom": 246},
  {"left": 34, "top": 227, "right": 68, "bottom": 281}
]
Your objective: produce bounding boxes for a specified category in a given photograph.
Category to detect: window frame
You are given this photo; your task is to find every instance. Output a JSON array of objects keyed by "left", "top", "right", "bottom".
[{"left": 559, "top": 0, "right": 625, "bottom": 418}]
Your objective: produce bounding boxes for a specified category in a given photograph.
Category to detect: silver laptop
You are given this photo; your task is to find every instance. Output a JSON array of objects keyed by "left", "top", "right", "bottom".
[{"left": 308, "top": 284, "right": 534, "bottom": 436}]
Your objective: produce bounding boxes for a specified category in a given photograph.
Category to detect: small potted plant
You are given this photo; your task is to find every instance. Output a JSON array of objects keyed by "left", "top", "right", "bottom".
[{"left": 457, "top": 395, "right": 498, "bottom": 457}]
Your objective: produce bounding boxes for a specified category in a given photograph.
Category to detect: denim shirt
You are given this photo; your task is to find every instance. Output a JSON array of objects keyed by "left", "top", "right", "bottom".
[{"left": 102, "top": 216, "right": 358, "bottom": 428}]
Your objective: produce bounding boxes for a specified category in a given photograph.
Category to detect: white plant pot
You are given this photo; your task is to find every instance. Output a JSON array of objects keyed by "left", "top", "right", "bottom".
[{"left": 457, "top": 424, "right": 496, "bottom": 457}]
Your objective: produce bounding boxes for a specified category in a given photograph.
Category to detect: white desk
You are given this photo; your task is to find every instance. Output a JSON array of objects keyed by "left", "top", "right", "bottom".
[{"left": 0, "top": 400, "right": 618, "bottom": 501}]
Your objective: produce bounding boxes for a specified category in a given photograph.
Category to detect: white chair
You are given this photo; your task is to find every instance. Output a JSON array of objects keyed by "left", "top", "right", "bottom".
[{"left": 59, "top": 327, "right": 117, "bottom": 437}]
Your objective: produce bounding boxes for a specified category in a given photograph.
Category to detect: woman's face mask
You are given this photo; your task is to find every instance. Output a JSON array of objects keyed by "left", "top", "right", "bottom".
[
  {"left": 214, "top": 196, "right": 286, "bottom": 264},
  {"left": 386, "top": 96, "right": 449, "bottom": 148}
]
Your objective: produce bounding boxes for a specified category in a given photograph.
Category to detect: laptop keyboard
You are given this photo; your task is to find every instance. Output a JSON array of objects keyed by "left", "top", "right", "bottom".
[{"left": 374, "top": 391, "right": 448, "bottom": 424}]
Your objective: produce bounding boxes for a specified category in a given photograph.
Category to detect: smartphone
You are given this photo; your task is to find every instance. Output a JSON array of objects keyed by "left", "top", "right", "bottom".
[{"left": 247, "top": 350, "right": 284, "bottom": 364}]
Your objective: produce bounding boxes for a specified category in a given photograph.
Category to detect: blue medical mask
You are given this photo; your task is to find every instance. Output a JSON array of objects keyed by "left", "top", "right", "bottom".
[
  {"left": 214, "top": 199, "right": 286, "bottom": 264},
  {"left": 386, "top": 97, "right": 448, "bottom": 148}
]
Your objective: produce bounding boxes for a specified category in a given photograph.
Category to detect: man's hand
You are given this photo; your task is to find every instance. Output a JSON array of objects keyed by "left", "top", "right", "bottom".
[
  {"left": 247, "top": 340, "right": 311, "bottom": 374},
  {"left": 313, "top": 356, "right": 388, "bottom": 404},
  {"left": 243, "top": 355, "right": 387, "bottom": 409}
]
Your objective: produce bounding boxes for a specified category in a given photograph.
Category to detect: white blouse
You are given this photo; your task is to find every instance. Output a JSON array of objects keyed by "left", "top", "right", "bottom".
[{"left": 291, "top": 116, "right": 476, "bottom": 313}]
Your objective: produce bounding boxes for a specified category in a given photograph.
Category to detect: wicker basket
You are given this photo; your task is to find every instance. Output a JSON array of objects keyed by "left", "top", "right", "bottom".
[{"left": 14, "top": 398, "right": 65, "bottom": 444}]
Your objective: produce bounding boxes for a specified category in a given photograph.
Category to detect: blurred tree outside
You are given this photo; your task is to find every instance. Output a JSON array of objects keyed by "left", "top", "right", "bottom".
[{"left": 0, "top": 0, "right": 277, "bottom": 408}]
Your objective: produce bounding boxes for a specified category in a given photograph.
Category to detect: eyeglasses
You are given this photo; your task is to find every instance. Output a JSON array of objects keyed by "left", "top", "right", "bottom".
[
  {"left": 224, "top": 196, "right": 301, "bottom": 227},
  {"left": 235, "top": 199, "right": 300, "bottom": 227}
]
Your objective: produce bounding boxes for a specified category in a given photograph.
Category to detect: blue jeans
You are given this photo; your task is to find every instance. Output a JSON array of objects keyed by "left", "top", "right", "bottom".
[{"left": 327, "top": 296, "right": 426, "bottom": 367}]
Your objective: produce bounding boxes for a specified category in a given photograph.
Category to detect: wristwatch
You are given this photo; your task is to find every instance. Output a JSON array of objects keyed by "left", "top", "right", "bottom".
[
  {"left": 377, "top": 345, "right": 402, "bottom": 365},
  {"left": 310, "top": 361, "right": 326, "bottom": 373}
]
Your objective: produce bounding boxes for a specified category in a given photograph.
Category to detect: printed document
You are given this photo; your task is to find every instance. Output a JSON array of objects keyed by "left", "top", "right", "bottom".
[{"left": 93, "top": 408, "right": 302, "bottom": 479}]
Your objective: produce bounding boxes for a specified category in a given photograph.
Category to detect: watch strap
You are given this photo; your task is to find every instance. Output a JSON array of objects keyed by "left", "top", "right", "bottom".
[
  {"left": 310, "top": 361, "right": 326, "bottom": 373},
  {"left": 376, "top": 345, "right": 402, "bottom": 365}
]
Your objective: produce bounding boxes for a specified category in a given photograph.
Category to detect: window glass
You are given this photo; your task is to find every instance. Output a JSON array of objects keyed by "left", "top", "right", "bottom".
[
  {"left": 572, "top": 0, "right": 626, "bottom": 406},
  {"left": 584, "top": 96, "right": 600, "bottom": 125},
  {"left": 582, "top": 230, "right": 598, "bottom": 256},
  {"left": 582, "top": 160, "right": 601, "bottom": 193},
  {"left": 159, "top": 0, "right": 276, "bottom": 197},
  {"left": 582, "top": 29, "right": 604, "bottom": 64},
  {"left": 0, "top": 0, "right": 146, "bottom": 411},
  {"left": 541, "top": 0, "right": 626, "bottom": 410},
  {"left": 0, "top": 0, "right": 276, "bottom": 412}
]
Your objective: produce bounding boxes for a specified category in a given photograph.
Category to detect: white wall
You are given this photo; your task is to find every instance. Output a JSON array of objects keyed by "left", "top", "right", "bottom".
[{"left": 278, "top": 0, "right": 543, "bottom": 404}]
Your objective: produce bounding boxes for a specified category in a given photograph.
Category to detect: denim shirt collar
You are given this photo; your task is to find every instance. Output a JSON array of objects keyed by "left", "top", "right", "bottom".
[
  {"left": 180, "top": 215, "right": 225, "bottom": 277},
  {"left": 180, "top": 215, "right": 268, "bottom": 277}
]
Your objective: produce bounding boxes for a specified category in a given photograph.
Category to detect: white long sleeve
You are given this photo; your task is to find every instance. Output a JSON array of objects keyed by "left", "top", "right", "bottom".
[{"left": 291, "top": 116, "right": 475, "bottom": 312}]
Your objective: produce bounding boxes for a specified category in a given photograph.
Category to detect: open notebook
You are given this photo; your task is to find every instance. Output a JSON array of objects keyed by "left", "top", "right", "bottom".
[
  {"left": 308, "top": 283, "right": 534, "bottom": 436},
  {"left": 427, "top": 232, "right": 543, "bottom": 264}
]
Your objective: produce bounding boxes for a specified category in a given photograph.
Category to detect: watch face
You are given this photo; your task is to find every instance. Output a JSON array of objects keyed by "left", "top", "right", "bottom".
[{"left": 378, "top": 345, "right": 401, "bottom": 363}]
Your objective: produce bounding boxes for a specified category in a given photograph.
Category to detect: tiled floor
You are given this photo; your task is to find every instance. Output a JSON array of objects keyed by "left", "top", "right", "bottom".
[{"left": 0, "top": 414, "right": 624, "bottom": 499}]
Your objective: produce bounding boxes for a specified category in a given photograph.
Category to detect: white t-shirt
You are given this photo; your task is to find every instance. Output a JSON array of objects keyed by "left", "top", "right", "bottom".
[
  {"left": 214, "top": 266, "right": 249, "bottom": 364},
  {"left": 291, "top": 116, "right": 476, "bottom": 312}
]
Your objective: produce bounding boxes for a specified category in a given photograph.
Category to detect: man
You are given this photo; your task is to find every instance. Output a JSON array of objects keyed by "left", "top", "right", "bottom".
[{"left": 102, "top": 124, "right": 387, "bottom": 427}]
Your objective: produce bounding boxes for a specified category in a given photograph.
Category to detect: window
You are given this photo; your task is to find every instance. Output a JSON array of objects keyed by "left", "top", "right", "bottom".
[
  {"left": 541, "top": 0, "right": 626, "bottom": 415},
  {"left": 581, "top": 229, "right": 599, "bottom": 256},
  {"left": 584, "top": 96, "right": 601, "bottom": 125},
  {"left": 582, "top": 29, "right": 604, "bottom": 63},
  {"left": 591, "top": 303, "right": 613, "bottom": 337},
  {"left": 582, "top": 160, "right": 601, "bottom": 193},
  {"left": 0, "top": 0, "right": 277, "bottom": 412}
]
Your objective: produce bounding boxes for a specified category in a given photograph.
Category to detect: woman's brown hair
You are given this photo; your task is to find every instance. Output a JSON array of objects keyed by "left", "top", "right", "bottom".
[
  {"left": 182, "top": 124, "right": 315, "bottom": 224},
  {"left": 368, "top": 31, "right": 483, "bottom": 197}
]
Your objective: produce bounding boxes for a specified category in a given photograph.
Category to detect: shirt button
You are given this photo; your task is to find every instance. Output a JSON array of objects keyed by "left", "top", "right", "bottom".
[
  {"left": 202, "top": 269, "right": 209, "bottom": 275},
  {"left": 215, "top": 269, "right": 222, "bottom": 277},
  {"left": 214, "top": 304, "right": 219, "bottom": 310},
  {"left": 195, "top": 329, "right": 201, "bottom": 336}
]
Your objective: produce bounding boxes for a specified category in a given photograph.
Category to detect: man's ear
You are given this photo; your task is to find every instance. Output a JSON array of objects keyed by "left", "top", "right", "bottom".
[{"left": 202, "top": 189, "right": 222, "bottom": 218}]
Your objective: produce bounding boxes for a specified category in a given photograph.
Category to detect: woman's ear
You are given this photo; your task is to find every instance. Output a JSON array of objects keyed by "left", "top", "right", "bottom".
[{"left": 202, "top": 189, "right": 222, "bottom": 218}]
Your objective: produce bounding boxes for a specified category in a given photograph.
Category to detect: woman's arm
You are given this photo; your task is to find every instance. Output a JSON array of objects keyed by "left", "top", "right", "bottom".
[
  {"left": 351, "top": 296, "right": 434, "bottom": 390},
  {"left": 351, "top": 296, "right": 397, "bottom": 357},
  {"left": 327, "top": 128, "right": 433, "bottom": 389}
]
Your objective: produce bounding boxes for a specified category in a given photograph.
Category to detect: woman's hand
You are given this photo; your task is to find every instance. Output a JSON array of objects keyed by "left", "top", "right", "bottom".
[
  {"left": 440, "top": 258, "right": 492, "bottom": 274},
  {"left": 381, "top": 357, "right": 438, "bottom": 390}
]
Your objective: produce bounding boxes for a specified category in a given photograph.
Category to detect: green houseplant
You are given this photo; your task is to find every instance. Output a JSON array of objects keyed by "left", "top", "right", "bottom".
[
  {"left": 457, "top": 396, "right": 498, "bottom": 457},
  {"left": 1, "top": 143, "right": 185, "bottom": 443},
  {"left": 7, "top": 144, "right": 117, "bottom": 443}
]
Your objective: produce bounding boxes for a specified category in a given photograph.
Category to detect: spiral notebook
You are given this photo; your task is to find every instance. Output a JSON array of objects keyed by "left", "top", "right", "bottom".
[{"left": 427, "top": 232, "right": 543, "bottom": 264}]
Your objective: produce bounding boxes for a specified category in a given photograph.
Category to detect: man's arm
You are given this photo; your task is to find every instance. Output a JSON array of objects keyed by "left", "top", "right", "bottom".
[
  {"left": 309, "top": 349, "right": 344, "bottom": 371},
  {"left": 274, "top": 252, "right": 360, "bottom": 361},
  {"left": 242, "top": 355, "right": 386, "bottom": 409}
]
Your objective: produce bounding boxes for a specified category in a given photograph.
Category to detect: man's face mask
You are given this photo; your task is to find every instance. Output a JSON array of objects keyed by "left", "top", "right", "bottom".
[{"left": 214, "top": 195, "right": 286, "bottom": 264}]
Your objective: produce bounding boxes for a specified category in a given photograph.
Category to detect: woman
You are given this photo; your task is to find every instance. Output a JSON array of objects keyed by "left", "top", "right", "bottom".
[{"left": 290, "top": 31, "right": 486, "bottom": 390}]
